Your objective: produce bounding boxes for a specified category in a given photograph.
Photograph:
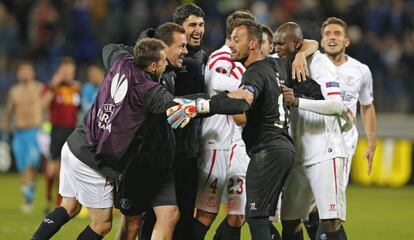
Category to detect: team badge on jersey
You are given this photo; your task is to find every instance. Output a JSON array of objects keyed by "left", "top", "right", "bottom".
[
  {"left": 207, "top": 196, "right": 217, "bottom": 207},
  {"left": 344, "top": 76, "right": 356, "bottom": 86}
]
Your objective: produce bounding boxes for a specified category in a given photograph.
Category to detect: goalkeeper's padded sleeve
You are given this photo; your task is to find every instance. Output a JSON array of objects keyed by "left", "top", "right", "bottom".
[
  {"left": 208, "top": 97, "right": 250, "bottom": 115},
  {"left": 298, "top": 98, "right": 346, "bottom": 115}
]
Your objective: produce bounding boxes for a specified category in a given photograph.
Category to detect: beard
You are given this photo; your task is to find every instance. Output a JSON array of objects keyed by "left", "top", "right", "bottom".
[{"left": 232, "top": 50, "right": 249, "bottom": 65}]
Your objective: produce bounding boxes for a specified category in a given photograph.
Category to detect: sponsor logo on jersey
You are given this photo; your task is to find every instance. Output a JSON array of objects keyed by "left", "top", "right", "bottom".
[
  {"left": 329, "top": 203, "right": 336, "bottom": 211},
  {"left": 341, "top": 91, "right": 356, "bottom": 103}
]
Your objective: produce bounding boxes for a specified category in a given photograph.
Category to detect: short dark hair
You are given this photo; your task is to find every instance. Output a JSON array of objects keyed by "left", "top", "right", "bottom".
[
  {"left": 154, "top": 22, "right": 186, "bottom": 46},
  {"left": 233, "top": 19, "right": 263, "bottom": 44},
  {"left": 59, "top": 57, "right": 75, "bottom": 66},
  {"left": 261, "top": 24, "right": 274, "bottom": 43},
  {"left": 133, "top": 38, "right": 166, "bottom": 69},
  {"left": 87, "top": 61, "right": 104, "bottom": 70},
  {"left": 226, "top": 10, "right": 255, "bottom": 40},
  {"left": 321, "top": 17, "right": 348, "bottom": 37},
  {"left": 17, "top": 59, "right": 33, "bottom": 68},
  {"left": 173, "top": 3, "right": 205, "bottom": 25}
]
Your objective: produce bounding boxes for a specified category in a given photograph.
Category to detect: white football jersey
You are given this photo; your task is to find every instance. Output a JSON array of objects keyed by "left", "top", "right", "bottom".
[
  {"left": 335, "top": 55, "right": 374, "bottom": 156},
  {"left": 290, "top": 51, "right": 347, "bottom": 165},
  {"left": 202, "top": 45, "right": 245, "bottom": 149},
  {"left": 231, "top": 124, "right": 245, "bottom": 147}
]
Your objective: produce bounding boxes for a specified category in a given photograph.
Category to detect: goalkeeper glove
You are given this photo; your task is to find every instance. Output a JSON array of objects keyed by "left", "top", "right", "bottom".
[
  {"left": 338, "top": 107, "right": 355, "bottom": 132},
  {"left": 166, "top": 98, "right": 210, "bottom": 129}
]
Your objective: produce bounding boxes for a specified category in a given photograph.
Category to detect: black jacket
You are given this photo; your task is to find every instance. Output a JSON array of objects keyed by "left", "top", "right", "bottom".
[{"left": 174, "top": 44, "right": 208, "bottom": 159}]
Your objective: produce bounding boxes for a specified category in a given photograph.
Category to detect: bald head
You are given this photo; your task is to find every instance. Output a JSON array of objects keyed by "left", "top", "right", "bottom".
[
  {"left": 273, "top": 22, "right": 304, "bottom": 58},
  {"left": 275, "top": 22, "right": 303, "bottom": 41}
]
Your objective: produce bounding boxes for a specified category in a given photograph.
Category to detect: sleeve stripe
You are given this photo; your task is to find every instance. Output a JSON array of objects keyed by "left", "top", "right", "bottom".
[
  {"left": 327, "top": 92, "right": 341, "bottom": 96},
  {"left": 209, "top": 51, "right": 231, "bottom": 60},
  {"left": 230, "top": 70, "right": 239, "bottom": 80},
  {"left": 235, "top": 66, "right": 244, "bottom": 75},
  {"left": 209, "top": 57, "right": 235, "bottom": 70}
]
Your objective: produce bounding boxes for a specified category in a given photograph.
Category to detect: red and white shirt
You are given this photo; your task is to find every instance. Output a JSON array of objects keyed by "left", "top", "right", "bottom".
[{"left": 202, "top": 45, "right": 245, "bottom": 150}]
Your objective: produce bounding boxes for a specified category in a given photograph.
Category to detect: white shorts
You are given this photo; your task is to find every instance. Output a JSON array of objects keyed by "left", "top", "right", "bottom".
[
  {"left": 344, "top": 156, "right": 352, "bottom": 187},
  {"left": 196, "top": 149, "right": 229, "bottom": 213},
  {"left": 59, "top": 143, "right": 113, "bottom": 208},
  {"left": 196, "top": 144, "right": 250, "bottom": 214},
  {"left": 281, "top": 158, "right": 347, "bottom": 221},
  {"left": 226, "top": 143, "right": 249, "bottom": 215}
]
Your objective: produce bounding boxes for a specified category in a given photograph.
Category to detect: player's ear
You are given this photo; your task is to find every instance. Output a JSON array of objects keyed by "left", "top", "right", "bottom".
[
  {"left": 269, "top": 43, "right": 275, "bottom": 54},
  {"left": 150, "top": 62, "right": 157, "bottom": 73},
  {"left": 344, "top": 38, "right": 350, "bottom": 48},
  {"left": 295, "top": 39, "right": 303, "bottom": 50},
  {"left": 249, "top": 39, "right": 257, "bottom": 51}
]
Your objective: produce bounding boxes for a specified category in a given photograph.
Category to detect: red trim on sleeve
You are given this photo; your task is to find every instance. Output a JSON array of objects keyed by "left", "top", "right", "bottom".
[
  {"left": 230, "top": 70, "right": 239, "bottom": 79},
  {"left": 235, "top": 66, "right": 244, "bottom": 75},
  {"left": 209, "top": 57, "right": 235, "bottom": 70},
  {"left": 327, "top": 92, "right": 341, "bottom": 96},
  {"left": 210, "top": 51, "right": 231, "bottom": 60}
]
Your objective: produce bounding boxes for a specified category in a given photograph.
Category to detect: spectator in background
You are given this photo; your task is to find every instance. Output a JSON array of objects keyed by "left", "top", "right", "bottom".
[
  {"left": 27, "top": 0, "right": 62, "bottom": 83},
  {"left": 70, "top": 0, "right": 99, "bottom": 63},
  {"left": 44, "top": 57, "right": 81, "bottom": 211},
  {"left": 0, "top": 2, "right": 19, "bottom": 71},
  {"left": 80, "top": 63, "right": 104, "bottom": 115},
  {"left": 2, "top": 60, "right": 48, "bottom": 212},
  {"left": 0, "top": 1, "right": 19, "bottom": 96}
]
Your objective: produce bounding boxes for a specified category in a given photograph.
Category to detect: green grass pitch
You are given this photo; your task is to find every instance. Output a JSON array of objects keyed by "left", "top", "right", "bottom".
[{"left": 1, "top": 173, "right": 413, "bottom": 239}]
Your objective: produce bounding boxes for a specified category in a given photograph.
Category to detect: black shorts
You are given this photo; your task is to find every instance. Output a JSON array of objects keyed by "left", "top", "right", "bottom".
[
  {"left": 245, "top": 147, "right": 294, "bottom": 218},
  {"left": 50, "top": 126, "right": 75, "bottom": 160},
  {"left": 114, "top": 167, "right": 177, "bottom": 216}
]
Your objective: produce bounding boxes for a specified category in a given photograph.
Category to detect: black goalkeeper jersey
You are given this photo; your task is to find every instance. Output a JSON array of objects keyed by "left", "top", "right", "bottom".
[{"left": 241, "top": 57, "right": 295, "bottom": 153}]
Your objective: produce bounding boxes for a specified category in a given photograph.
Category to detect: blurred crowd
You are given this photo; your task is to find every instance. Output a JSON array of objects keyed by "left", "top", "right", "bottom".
[{"left": 0, "top": 0, "right": 413, "bottom": 112}]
